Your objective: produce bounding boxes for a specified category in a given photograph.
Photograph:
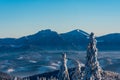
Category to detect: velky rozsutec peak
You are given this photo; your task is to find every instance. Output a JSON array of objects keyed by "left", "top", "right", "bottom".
[{"left": 64, "top": 29, "right": 89, "bottom": 37}]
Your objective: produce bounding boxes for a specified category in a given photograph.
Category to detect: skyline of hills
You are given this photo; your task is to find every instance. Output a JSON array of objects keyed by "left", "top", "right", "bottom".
[{"left": 0, "top": 29, "right": 120, "bottom": 52}]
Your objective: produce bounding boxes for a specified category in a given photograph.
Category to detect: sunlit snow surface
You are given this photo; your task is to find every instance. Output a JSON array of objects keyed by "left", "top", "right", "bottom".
[{"left": 0, "top": 51, "right": 120, "bottom": 77}]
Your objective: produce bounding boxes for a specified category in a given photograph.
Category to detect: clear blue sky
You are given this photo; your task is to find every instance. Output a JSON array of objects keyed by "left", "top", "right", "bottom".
[{"left": 0, "top": 0, "right": 120, "bottom": 38}]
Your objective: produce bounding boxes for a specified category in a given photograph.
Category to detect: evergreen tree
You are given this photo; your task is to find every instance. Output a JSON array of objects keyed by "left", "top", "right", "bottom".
[
  {"left": 58, "top": 53, "right": 70, "bottom": 80},
  {"left": 83, "top": 32, "right": 102, "bottom": 80},
  {"left": 71, "top": 60, "right": 82, "bottom": 80}
]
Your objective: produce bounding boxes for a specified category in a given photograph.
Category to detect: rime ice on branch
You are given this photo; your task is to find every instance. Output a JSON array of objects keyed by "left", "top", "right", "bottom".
[
  {"left": 71, "top": 60, "right": 82, "bottom": 80},
  {"left": 83, "top": 32, "right": 102, "bottom": 80},
  {"left": 58, "top": 53, "right": 70, "bottom": 80}
]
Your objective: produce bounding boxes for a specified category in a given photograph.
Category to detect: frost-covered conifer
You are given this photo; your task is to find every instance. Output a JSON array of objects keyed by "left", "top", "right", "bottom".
[
  {"left": 83, "top": 32, "right": 102, "bottom": 80},
  {"left": 58, "top": 53, "right": 70, "bottom": 80},
  {"left": 72, "top": 60, "right": 82, "bottom": 80}
]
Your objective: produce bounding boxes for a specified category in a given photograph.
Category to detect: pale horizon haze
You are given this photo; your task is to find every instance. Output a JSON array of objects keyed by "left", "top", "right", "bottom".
[{"left": 0, "top": 0, "right": 120, "bottom": 38}]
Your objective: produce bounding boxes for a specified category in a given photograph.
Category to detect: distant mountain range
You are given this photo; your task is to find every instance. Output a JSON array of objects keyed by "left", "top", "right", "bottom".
[{"left": 0, "top": 29, "right": 120, "bottom": 52}]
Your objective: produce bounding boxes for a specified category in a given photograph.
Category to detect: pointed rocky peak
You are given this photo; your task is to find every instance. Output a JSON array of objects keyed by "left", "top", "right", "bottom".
[{"left": 65, "top": 29, "right": 89, "bottom": 37}]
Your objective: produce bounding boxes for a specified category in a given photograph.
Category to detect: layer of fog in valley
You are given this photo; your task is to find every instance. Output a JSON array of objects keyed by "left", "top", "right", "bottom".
[{"left": 0, "top": 51, "right": 120, "bottom": 78}]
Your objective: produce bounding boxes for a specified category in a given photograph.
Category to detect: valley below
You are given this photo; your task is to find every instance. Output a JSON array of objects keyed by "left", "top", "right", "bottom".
[{"left": 0, "top": 51, "right": 120, "bottom": 78}]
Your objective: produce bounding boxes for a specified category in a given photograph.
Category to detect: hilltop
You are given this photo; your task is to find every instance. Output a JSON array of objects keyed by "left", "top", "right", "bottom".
[{"left": 0, "top": 29, "right": 120, "bottom": 52}]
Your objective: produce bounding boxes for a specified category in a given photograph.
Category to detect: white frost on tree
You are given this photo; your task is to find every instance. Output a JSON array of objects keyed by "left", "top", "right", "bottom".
[
  {"left": 83, "top": 32, "right": 102, "bottom": 80},
  {"left": 71, "top": 60, "right": 82, "bottom": 80},
  {"left": 58, "top": 53, "right": 70, "bottom": 80}
]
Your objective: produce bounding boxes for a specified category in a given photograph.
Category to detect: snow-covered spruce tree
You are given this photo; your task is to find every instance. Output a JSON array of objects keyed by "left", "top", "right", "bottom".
[
  {"left": 83, "top": 32, "right": 102, "bottom": 80},
  {"left": 71, "top": 60, "right": 82, "bottom": 80},
  {"left": 58, "top": 53, "right": 70, "bottom": 80}
]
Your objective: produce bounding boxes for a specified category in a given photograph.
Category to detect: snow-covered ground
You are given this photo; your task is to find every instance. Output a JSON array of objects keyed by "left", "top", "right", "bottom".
[{"left": 0, "top": 51, "right": 120, "bottom": 77}]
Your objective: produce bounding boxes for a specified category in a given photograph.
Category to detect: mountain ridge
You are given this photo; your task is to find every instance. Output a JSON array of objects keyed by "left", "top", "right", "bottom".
[{"left": 0, "top": 29, "right": 120, "bottom": 52}]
